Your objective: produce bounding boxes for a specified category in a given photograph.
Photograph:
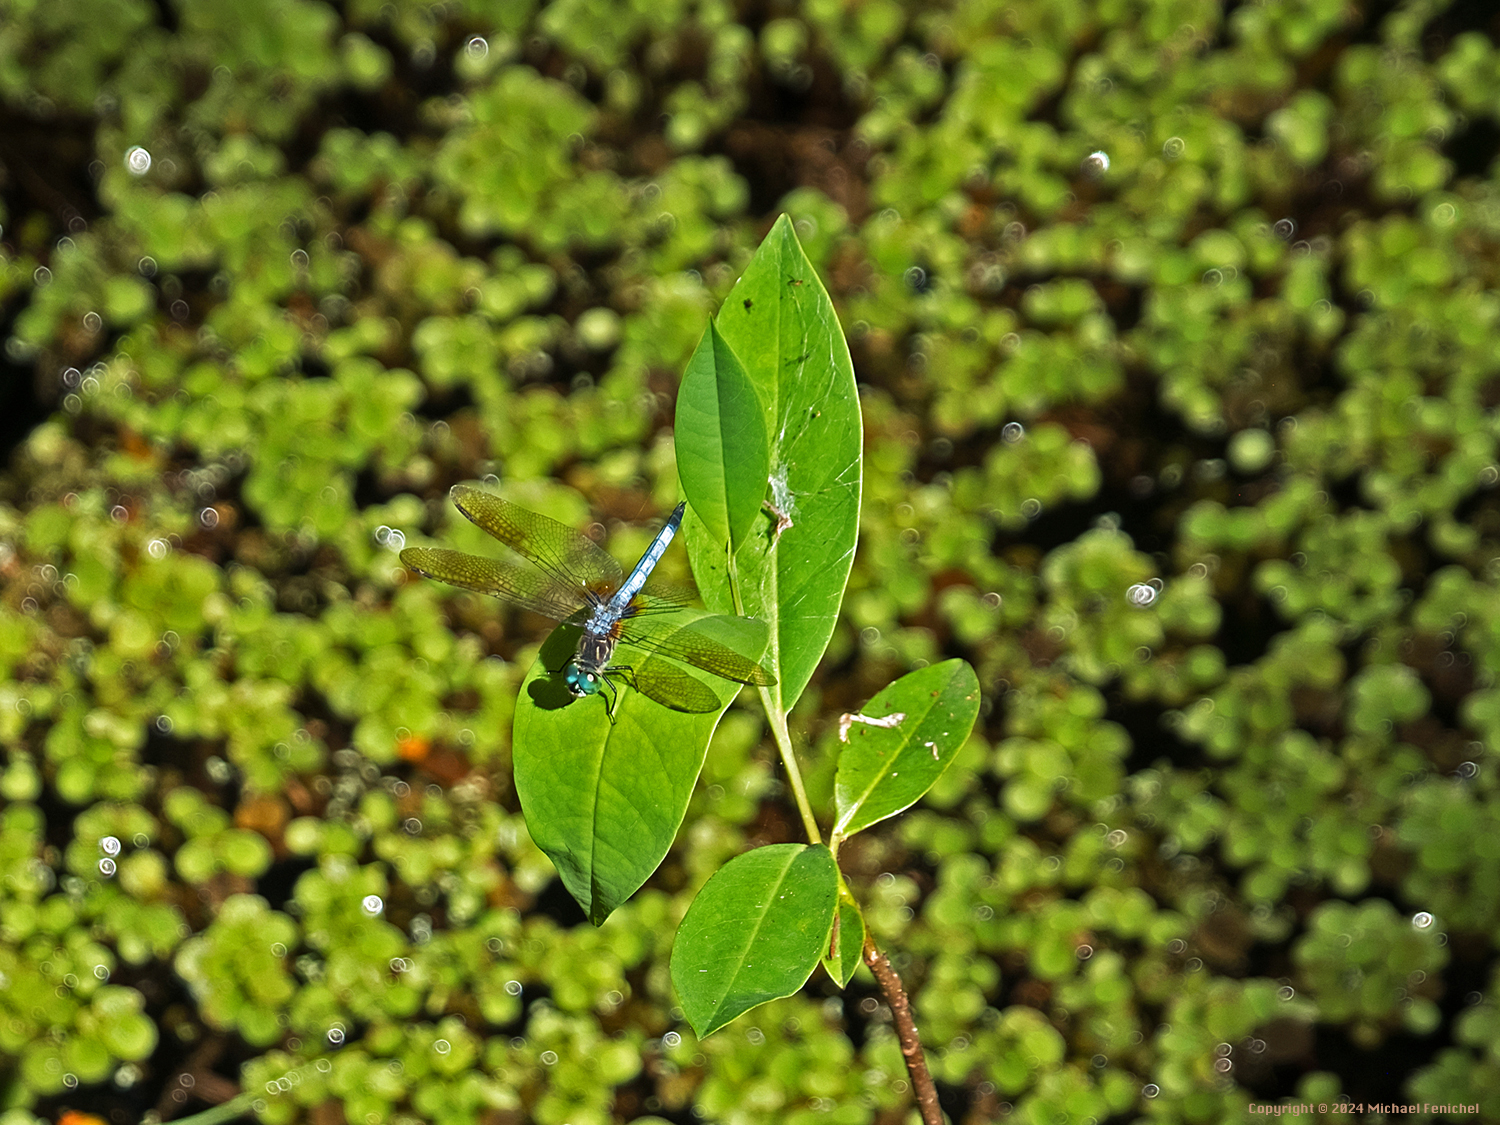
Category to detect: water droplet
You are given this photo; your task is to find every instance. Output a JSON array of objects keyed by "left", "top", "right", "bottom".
[
  {"left": 1273, "top": 218, "right": 1296, "bottom": 240},
  {"left": 100, "top": 836, "right": 121, "bottom": 856},
  {"left": 82, "top": 311, "right": 102, "bottom": 333},
  {"left": 1162, "top": 137, "right": 1186, "bottom": 159},
  {"left": 1143, "top": 1084, "right": 1160, "bottom": 1098},
  {"left": 1082, "top": 150, "right": 1109, "bottom": 176},
  {"left": 326, "top": 1026, "right": 345, "bottom": 1045},
  {"left": 1126, "top": 583, "right": 1158, "bottom": 607},
  {"left": 1001, "top": 422, "right": 1025, "bottom": 443},
  {"left": 138, "top": 256, "right": 157, "bottom": 276},
  {"left": 1411, "top": 911, "right": 1434, "bottom": 930},
  {"left": 126, "top": 146, "right": 152, "bottom": 175},
  {"left": 198, "top": 507, "right": 219, "bottom": 529},
  {"left": 361, "top": 895, "right": 383, "bottom": 916},
  {"left": 98, "top": 857, "right": 116, "bottom": 876},
  {"left": 33, "top": 266, "right": 51, "bottom": 285},
  {"left": 147, "top": 538, "right": 170, "bottom": 559},
  {"left": 290, "top": 249, "right": 309, "bottom": 268},
  {"left": 466, "top": 35, "right": 489, "bottom": 59}
]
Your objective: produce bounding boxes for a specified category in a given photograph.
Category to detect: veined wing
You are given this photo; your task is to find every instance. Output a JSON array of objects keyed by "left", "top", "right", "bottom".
[
  {"left": 627, "top": 586, "right": 700, "bottom": 615},
  {"left": 620, "top": 660, "right": 722, "bottom": 714},
  {"left": 450, "top": 485, "right": 622, "bottom": 598},
  {"left": 399, "top": 547, "right": 591, "bottom": 622},
  {"left": 619, "top": 615, "right": 776, "bottom": 687}
]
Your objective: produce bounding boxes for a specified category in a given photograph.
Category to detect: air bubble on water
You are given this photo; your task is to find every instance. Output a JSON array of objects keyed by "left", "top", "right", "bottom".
[
  {"left": 126, "top": 147, "right": 152, "bottom": 175},
  {"left": 663, "top": 1031, "right": 681, "bottom": 1047},
  {"left": 374, "top": 526, "right": 391, "bottom": 545},
  {"left": 1126, "top": 583, "right": 1158, "bottom": 607},
  {"left": 138, "top": 256, "right": 157, "bottom": 276},
  {"left": 387, "top": 529, "right": 405, "bottom": 550},
  {"left": 101, "top": 836, "right": 121, "bottom": 856},
  {"left": 326, "top": 1026, "right": 345, "bottom": 1045},
  {"left": 199, "top": 507, "right": 219, "bottom": 529},
  {"left": 1273, "top": 218, "right": 1296, "bottom": 240},
  {"left": 155, "top": 715, "right": 173, "bottom": 734},
  {"left": 1411, "top": 911, "right": 1434, "bottom": 930},
  {"left": 290, "top": 249, "right": 309, "bottom": 268},
  {"left": 433, "top": 1039, "right": 451, "bottom": 1055},
  {"left": 466, "top": 36, "right": 489, "bottom": 59},
  {"left": 1162, "top": 137, "right": 1185, "bottom": 159},
  {"left": 1001, "top": 422, "right": 1025, "bottom": 444},
  {"left": 98, "top": 858, "right": 116, "bottom": 877},
  {"left": 1143, "top": 1085, "right": 1160, "bottom": 1098},
  {"left": 361, "top": 894, "right": 384, "bottom": 916},
  {"left": 147, "top": 538, "right": 169, "bottom": 559},
  {"left": 1083, "top": 150, "right": 1109, "bottom": 176},
  {"left": 504, "top": 979, "right": 522, "bottom": 996},
  {"left": 34, "top": 266, "right": 51, "bottom": 285}
]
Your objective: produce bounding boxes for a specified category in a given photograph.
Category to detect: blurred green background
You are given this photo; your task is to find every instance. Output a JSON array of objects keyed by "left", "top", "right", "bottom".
[{"left": 3, "top": 0, "right": 1500, "bottom": 1122}]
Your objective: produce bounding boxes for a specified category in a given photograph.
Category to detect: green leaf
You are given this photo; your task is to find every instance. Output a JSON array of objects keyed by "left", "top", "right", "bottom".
[
  {"left": 685, "top": 214, "right": 862, "bottom": 712},
  {"left": 671, "top": 842, "right": 838, "bottom": 1037},
  {"left": 832, "top": 660, "right": 982, "bottom": 841},
  {"left": 821, "top": 889, "right": 865, "bottom": 988},
  {"left": 513, "top": 620, "right": 758, "bottom": 925},
  {"left": 675, "top": 320, "right": 770, "bottom": 550}
]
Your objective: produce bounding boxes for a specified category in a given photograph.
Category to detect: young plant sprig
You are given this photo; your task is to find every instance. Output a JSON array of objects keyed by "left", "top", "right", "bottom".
[
  {"left": 668, "top": 215, "right": 981, "bottom": 1123},
  {"left": 466, "top": 216, "right": 978, "bottom": 1121}
]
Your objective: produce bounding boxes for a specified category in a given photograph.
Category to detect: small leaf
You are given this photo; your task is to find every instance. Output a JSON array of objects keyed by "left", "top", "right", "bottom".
[
  {"left": 832, "top": 660, "right": 982, "bottom": 841},
  {"left": 685, "top": 214, "right": 862, "bottom": 712},
  {"left": 514, "top": 621, "right": 754, "bottom": 924},
  {"left": 821, "top": 890, "right": 865, "bottom": 987},
  {"left": 675, "top": 321, "right": 770, "bottom": 550},
  {"left": 671, "top": 843, "right": 838, "bottom": 1037}
]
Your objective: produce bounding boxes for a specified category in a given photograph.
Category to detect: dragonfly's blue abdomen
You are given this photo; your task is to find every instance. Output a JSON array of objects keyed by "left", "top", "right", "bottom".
[{"left": 609, "top": 502, "right": 686, "bottom": 612}]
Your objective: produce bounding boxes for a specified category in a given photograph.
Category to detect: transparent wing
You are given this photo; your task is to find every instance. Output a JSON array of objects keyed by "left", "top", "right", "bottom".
[
  {"left": 617, "top": 661, "right": 723, "bottom": 714},
  {"left": 399, "top": 547, "right": 590, "bottom": 622},
  {"left": 629, "top": 586, "right": 700, "bottom": 614},
  {"left": 450, "top": 485, "right": 622, "bottom": 598},
  {"left": 619, "top": 615, "right": 776, "bottom": 687}
]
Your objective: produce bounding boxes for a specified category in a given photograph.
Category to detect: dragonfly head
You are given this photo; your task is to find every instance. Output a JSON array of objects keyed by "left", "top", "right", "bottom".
[{"left": 564, "top": 663, "right": 604, "bottom": 699}]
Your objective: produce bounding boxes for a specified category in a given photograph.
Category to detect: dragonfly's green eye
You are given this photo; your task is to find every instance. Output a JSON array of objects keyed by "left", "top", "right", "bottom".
[{"left": 565, "top": 665, "right": 601, "bottom": 698}]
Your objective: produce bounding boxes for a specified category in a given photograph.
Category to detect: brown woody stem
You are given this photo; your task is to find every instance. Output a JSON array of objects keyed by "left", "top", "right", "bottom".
[{"left": 863, "top": 932, "right": 943, "bottom": 1125}]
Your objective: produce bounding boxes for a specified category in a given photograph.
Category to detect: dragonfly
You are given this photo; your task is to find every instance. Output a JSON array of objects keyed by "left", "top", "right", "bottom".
[{"left": 399, "top": 485, "right": 775, "bottom": 717}]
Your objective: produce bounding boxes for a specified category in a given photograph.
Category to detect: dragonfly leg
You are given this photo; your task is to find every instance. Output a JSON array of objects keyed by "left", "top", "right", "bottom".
[{"left": 600, "top": 674, "right": 620, "bottom": 723}]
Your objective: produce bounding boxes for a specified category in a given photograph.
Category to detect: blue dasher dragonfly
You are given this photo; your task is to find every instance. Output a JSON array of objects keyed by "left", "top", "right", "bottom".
[{"left": 400, "top": 485, "right": 775, "bottom": 716}]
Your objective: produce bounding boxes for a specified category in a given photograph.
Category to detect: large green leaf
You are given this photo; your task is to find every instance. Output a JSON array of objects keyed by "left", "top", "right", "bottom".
[
  {"left": 513, "top": 618, "right": 760, "bottom": 924},
  {"left": 671, "top": 843, "right": 838, "bottom": 1037},
  {"left": 675, "top": 320, "right": 769, "bottom": 551},
  {"left": 832, "top": 660, "right": 982, "bottom": 841},
  {"left": 684, "top": 214, "right": 862, "bottom": 712}
]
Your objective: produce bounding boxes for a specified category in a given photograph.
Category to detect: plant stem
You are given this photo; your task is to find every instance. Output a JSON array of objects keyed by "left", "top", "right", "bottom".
[
  {"left": 171, "top": 1091, "right": 256, "bottom": 1125},
  {"left": 728, "top": 539, "right": 821, "bottom": 845},
  {"left": 759, "top": 686, "right": 821, "bottom": 845},
  {"left": 863, "top": 932, "right": 943, "bottom": 1125}
]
